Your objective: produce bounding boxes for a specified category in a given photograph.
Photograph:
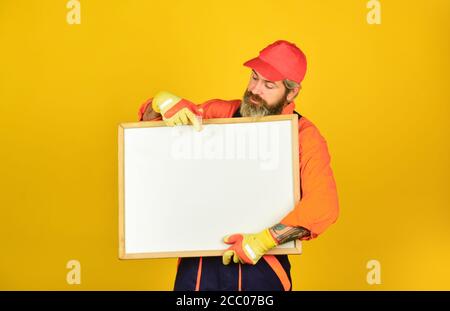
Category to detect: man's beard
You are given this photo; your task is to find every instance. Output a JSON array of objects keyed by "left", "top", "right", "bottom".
[{"left": 240, "top": 89, "right": 289, "bottom": 117}]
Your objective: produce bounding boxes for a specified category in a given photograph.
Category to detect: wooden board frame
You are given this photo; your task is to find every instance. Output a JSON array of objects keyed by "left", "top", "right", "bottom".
[{"left": 118, "top": 114, "right": 301, "bottom": 259}]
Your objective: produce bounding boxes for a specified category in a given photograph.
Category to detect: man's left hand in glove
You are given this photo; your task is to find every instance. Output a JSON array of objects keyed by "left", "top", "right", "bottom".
[{"left": 222, "top": 224, "right": 311, "bottom": 265}]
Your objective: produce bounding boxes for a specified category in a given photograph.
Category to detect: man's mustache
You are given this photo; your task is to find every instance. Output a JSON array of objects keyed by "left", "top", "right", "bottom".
[{"left": 246, "top": 91, "right": 264, "bottom": 104}]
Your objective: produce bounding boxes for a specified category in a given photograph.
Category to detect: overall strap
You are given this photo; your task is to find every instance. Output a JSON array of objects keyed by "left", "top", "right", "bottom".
[
  {"left": 263, "top": 255, "right": 291, "bottom": 291},
  {"left": 293, "top": 110, "right": 302, "bottom": 119},
  {"left": 232, "top": 106, "right": 242, "bottom": 118}
]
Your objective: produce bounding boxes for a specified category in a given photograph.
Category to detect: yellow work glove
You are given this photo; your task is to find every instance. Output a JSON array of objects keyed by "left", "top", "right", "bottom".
[
  {"left": 152, "top": 91, "right": 203, "bottom": 131},
  {"left": 222, "top": 229, "right": 278, "bottom": 265}
]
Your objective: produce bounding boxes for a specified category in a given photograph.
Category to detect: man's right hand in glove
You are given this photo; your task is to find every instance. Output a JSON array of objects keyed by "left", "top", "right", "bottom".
[{"left": 152, "top": 91, "right": 203, "bottom": 131}]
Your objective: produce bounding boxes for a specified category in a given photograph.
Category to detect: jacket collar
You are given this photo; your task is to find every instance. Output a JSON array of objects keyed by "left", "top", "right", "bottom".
[{"left": 281, "top": 101, "right": 295, "bottom": 114}]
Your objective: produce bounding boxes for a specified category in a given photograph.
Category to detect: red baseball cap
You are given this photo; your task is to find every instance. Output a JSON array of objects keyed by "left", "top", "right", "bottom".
[{"left": 243, "top": 40, "right": 307, "bottom": 84}]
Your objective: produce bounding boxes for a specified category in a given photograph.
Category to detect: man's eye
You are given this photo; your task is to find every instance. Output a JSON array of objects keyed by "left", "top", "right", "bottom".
[
  {"left": 266, "top": 84, "right": 274, "bottom": 89},
  {"left": 252, "top": 76, "right": 258, "bottom": 80}
]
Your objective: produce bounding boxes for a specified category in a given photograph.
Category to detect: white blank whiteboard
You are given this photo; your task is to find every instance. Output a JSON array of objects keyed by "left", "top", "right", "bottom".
[{"left": 118, "top": 115, "right": 301, "bottom": 259}]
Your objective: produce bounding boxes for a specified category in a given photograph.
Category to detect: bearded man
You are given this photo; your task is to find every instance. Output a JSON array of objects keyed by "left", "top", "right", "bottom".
[{"left": 138, "top": 40, "right": 339, "bottom": 291}]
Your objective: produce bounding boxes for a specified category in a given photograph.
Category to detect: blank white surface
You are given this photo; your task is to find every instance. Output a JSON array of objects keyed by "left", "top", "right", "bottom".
[{"left": 123, "top": 120, "right": 296, "bottom": 255}]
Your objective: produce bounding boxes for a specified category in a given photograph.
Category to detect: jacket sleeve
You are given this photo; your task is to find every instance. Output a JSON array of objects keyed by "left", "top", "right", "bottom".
[
  {"left": 280, "top": 122, "right": 339, "bottom": 240},
  {"left": 199, "top": 99, "right": 241, "bottom": 119},
  {"left": 138, "top": 96, "right": 240, "bottom": 121}
]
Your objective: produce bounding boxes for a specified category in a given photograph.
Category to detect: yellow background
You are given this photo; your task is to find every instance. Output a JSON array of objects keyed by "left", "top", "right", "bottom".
[{"left": 1, "top": 0, "right": 449, "bottom": 290}]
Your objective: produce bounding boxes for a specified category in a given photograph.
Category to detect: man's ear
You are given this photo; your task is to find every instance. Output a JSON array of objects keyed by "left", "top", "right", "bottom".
[{"left": 287, "top": 86, "right": 300, "bottom": 102}]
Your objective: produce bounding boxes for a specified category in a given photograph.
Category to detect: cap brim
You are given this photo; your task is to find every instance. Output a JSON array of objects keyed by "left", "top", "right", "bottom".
[{"left": 243, "top": 57, "right": 285, "bottom": 82}]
